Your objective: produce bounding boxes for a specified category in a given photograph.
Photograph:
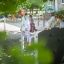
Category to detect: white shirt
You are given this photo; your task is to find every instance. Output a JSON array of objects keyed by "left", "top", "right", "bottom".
[{"left": 21, "top": 15, "right": 30, "bottom": 32}]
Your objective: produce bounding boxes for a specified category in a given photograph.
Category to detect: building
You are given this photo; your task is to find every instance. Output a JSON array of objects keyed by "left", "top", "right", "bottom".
[
  {"left": 54, "top": 0, "right": 64, "bottom": 11},
  {"left": 46, "top": 0, "right": 64, "bottom": 12}
]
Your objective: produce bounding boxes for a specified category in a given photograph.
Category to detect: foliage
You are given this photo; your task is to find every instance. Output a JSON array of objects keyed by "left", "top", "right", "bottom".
[
  {"left": 0, "top": 0, "right": 26, "bottom": 14},
  {"left": 29, "top": 0, "right": 53, "bottom": 9},
  {"left": 6, "top": 43, "right": 53, "bottom": 64},
  {"left": 29, "top": 0, "right": 43, "bottom": 9},
  {"left": 25, "top": 42, "right": 53, "bottom": 64},
  {"left": 0, "top": 0, "right": 53, "bottom": 14},
  {"left": 21, "top": 0, "right": 49, "bottom": 10},
  {"left": 0, "top": 31, "right": 53, "bottom": 64},
  {"left": 0, "top": 31, "right": 7, "bottom": 41},
  {"left": 21, "top": 0, "right": 31, "bottom": 9},
  {"left": 54, "top": 10, "right": 64, "bottom": 20}
]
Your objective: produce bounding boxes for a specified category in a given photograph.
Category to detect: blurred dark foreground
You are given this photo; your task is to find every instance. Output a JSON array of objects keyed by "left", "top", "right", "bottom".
[{"left": 39, "top": 28, "right": 64, "bottom": 64}]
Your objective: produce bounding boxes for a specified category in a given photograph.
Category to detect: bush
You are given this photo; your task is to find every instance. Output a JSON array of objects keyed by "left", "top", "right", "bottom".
[
  {"left": 54, "top": 10, "right": 64, "bottom": 20},
  {"left": 0, "top": 31, "right": 53, "bottom": 64},
  {"left": 0, "top": 31, "right": 7, "bottom": 41}
]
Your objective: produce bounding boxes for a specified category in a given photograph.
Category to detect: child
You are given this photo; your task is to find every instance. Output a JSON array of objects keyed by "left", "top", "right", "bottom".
[{"left": 29, "top": 15, "right": 37, "bottom": 32}]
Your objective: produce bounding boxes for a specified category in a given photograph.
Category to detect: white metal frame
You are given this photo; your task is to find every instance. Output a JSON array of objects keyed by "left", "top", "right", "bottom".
[{"left": 61, "top": 0, "right": 64, "bottom": 4}]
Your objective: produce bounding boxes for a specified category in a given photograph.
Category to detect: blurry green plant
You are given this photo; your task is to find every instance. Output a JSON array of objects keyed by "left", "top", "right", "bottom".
[
  {"left": 0, "top": 43, "right": 53, "bottom": 64},
  {"left": 0, "top": 31, "right": 7, "bottom": 41},
  {"left": 0, "top": 31, "right": 53, "bottom": 64},
  {"left": 0, "top": 0, "right": 26, "bottom": 14},
  {"left": 26, "top": 43, "right": 53, "bottom": 64},
  {"left": 0, "top": 31, "right": 7, "bottom": 48},
  {"left": 0, "top": 47, "right": 3, "bottom": 58}
]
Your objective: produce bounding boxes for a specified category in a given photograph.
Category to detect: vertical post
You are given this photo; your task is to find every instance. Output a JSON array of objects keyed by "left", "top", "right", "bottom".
[
  {"left": 55, "top": 0, "right": 58, "bottom": 11},
  {"left": 43, "top": 13, "right": 45, "bottom": 28},
  {"left": 3, "top": 16, "right": 6, "bottom": 31},
  {"left": 38, "top": 9, "right": 39, "bottom": 27},
  {"left": 20, "top": 33, "right": 25, "bottom": 51}
]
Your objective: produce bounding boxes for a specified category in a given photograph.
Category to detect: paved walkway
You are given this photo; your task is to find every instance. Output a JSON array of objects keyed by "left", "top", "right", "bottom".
[{"left": 0, "top": 22, "right": 20, "bottom": 32}]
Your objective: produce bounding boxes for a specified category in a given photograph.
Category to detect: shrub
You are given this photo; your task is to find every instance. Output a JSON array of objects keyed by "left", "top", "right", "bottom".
[{"left": 54, "top": 10, "right": 64, "bottom": 20}]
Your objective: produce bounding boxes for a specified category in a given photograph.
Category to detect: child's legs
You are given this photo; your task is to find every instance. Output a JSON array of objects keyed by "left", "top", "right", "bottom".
[
  {"left": 21, "top": 32, "right": 25, "bottom": 49},
  {"left": 26, "top": 32, "right": 33, "bottom": 45}
]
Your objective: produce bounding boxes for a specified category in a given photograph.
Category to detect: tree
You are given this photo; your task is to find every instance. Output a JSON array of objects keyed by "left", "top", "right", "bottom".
[
  {"left": 21, "top": 0, "right": 46, "bottom": 15},
  {"left": 0, "top": 0, "right": 26, "bottom": 14}
]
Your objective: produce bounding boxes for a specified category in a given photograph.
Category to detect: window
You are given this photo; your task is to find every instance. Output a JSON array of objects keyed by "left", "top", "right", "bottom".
[{"left": 61, "top": 0, "right": 64, "bottom": 3}]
